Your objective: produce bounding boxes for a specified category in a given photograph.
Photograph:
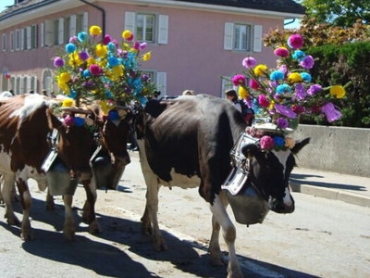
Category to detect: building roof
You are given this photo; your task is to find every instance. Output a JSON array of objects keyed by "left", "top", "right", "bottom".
[
  {"left": 0, "top": 0, "right": 306, "bottom": 20},
  {"left": 178, "top": 0, "right": 305, "bottom": 15}
]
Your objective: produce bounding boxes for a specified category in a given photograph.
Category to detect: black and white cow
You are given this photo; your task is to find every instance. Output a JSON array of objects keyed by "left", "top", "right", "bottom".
[{"left": 134, "top": 94, "right": 309, "bottom": 277}]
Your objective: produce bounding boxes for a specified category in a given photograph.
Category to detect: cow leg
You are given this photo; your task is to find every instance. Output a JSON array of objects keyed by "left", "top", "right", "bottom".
[
  {"left": 1, "top": 174, "right": 20, "bottom": 225},
  {"left": 16, "top": 178, "right": 33, "bottom": 241},
  {"left": 209, "top": 193, "right": 242, "bottom": 278},
  {"left": 81, "top": 179, "right": 101, "bottom": 234},
  {"left": 62, "top": 194, "right": 75, "bottom": 241},
  {"left": 145, "top": 178, "right": 167, "bottom": 251},
  {"left": 45, "top": 187, "right": 55, "bottom": 211}
]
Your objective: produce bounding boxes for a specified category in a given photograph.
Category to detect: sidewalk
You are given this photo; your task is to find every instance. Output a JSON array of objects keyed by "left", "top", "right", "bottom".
[
  {"left": 290, "top": 167, "right": 370, "bottom": 208},
  {"left": 129, "top": 150, "right": 370, "bottom": 208}
]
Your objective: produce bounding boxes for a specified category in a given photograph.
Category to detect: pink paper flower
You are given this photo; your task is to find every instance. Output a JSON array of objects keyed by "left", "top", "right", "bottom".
[
  {"left": 249, "top": 79, "right": 260, "bottom": 90},
  {"left": 274, "top": 47, "right": 289, "bottom": 57},
  {"left": 258, "top": 94, "right": 270, "bottom": 108},
  {"left": 287, "top": 34, "right": 304, "bottom": 49},
  {"left": 232, "top": 74, "right": 246, "bottom": 86},
  {"left": 260, "top": 136, "right": 275, "bottom": 150}
]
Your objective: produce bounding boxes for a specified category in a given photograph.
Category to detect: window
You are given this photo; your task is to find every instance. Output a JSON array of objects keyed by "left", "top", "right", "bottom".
[
  {"left": 136, "top": 14, "right": 155, "bottom": 42},
  {"left": 125, "top": 12, "right": 168, "bottom": 44},
  {"left": 53, "top": 19, "right": 59, "bottom": 45},
  {"left": 15, "top": 29, "right": 21, "bottom": 51},
  {"left": 2, "top": 34, "right": 6, "bottom": 51},
  {"left": 76, "top": 12, "right": 88, "bottom": 34},
  {"left": 224, "top": 22, "right": 262, "bottom": 52},
  {"left": 234, "top": 24, "right": 250, "bottom": 51}
]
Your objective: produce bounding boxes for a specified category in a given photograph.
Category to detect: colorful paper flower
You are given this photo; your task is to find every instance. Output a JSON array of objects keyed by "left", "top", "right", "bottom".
[
  {"left": 224, "top": 33, "right": 346, "bottom": 135},
  {"left": 330, "top": 85, "right": 346, "bottom": 99},
  {"left": 287, "top": 34, "right": 304, "bottom": 49},
  {"left": 232, "top": 74, "right": 246, "bottom": 86},
  {"left": 53, "top": 25, "right": 156, "bottom": 108},
  {"left": 242, "top": 56, "right": 257, "bottom": 68},
  {"left": 274, "top": 47, "right": 289, "bottom": 57},
  {"left": 260, "top": 136, "right": 275, "bottom": 150}
]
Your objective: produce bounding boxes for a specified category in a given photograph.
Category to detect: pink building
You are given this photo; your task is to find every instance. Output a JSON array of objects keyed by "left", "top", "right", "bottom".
[{"left": 0, "top": 0, "right": 304, "bottom": 98}]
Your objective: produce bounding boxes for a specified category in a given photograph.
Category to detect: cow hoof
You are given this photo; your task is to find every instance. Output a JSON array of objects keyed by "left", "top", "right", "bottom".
[
  {"left": 88, "top": 220, "right": 102, "bottom": 234},
  {"left": 227, "top": 265, "right": 243, "bottom": 278},
  {"left": 153, "top": 238, "right": 168, "bottom": 251},
  {"left": 45, "top": 201, "right": 55, "bottom": 211},
  {"left": 210, "top": 253, "right": 227, "bottom": 266},
  {"left": 63, "top": 231, "right": 75, "bottom": 241},
  {"left": 141, "top": 225, "right": 152, "bottom": 235},
  {"left": 20, "top": 230, "right": 34, "bottom": 241},
  {"left": 5, "top": 214, "right": 21, "bottom": 226}
]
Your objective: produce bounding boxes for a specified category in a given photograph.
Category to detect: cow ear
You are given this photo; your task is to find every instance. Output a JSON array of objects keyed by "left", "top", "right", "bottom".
[
  {"left": 291, "top": 137, "right": 310, "bottom": 154},
  {"left": 241, "top": 143, "right": 260, "bottom": 158}
]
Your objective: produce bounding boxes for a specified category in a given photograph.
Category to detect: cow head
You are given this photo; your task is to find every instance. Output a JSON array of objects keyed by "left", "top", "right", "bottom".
[
  {"left": 101, "top": 106, "right": 133, "bottom": 164},
  {"left": 47, "top": 107, "right": 102, "bottom": 180},
  {"left": 242, "top": 137, "right": 310, "bottom": 214}
]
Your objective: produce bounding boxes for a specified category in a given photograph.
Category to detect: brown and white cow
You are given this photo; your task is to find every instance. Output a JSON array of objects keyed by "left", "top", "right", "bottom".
[
  {"left": 134, "top": 94, "right": 309, "bottom": 277},
  {"left": 0, "top": 94, "right": 131, "bottom": 240}
]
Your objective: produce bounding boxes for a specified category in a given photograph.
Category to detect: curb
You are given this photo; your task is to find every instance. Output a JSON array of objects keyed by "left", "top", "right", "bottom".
[{"left": 290, "top": 182, "right": 370, "bottom": 208}]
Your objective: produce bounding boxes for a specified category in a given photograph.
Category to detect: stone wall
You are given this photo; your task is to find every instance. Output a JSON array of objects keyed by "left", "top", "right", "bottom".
[{"left": 292, "top": 125, "right": 370, "bottom": 177}]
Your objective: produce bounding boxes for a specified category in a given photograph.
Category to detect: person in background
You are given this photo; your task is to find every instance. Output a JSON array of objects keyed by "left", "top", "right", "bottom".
[
  {"left": 225, "top": 89, "right": 242, "bottom": 112},
  {"left": 225, "top": 89, "right": 254, "bottom": 125}
]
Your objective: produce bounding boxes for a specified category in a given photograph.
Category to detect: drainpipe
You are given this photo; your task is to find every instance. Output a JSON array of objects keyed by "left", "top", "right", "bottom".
[
  {"left": 79, "top": 0, "right": 106, "bottom": 36},
  {"left": 284, "top": 18, "right": 296, "bottom": 26}
]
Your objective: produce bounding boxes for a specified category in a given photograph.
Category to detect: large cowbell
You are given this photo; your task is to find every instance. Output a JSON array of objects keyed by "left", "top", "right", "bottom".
[
  {"left": 41, "top": 149, "right": 78, "bottom": 196},
  {"left": 222, "top": 132, "right": 269, "bottom": 225},
  {"left": 90, "top": 146, "right": 126, "bottom": 190}
]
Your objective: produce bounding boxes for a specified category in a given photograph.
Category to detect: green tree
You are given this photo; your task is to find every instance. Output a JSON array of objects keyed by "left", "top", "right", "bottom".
[{"left": 298, "top": 0, "right": 370, "bottom": 27}]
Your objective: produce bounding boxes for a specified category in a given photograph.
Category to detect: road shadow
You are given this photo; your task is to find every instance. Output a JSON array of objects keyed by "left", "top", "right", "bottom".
[
  {"left": 290, "top": 173, "right": 367, "bottom": 192},
  {"left": 1, "top": 193, "right": 319, "bottom": 278}
]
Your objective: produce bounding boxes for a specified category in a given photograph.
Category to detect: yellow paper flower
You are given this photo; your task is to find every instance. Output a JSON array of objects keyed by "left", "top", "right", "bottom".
[
  {"left": 287, "top": 72, "right": 303, "bottom": 83},
  {"left": 238, "top": 86, "right": 249, "bottom": 99},
  {"left": 142, "top": 52, "right": 152, "bottom": 62},
  {"left": 122, "top": 30, "right": 132, "bottom": 39},
  {"left": 62, "top": 98, "right": 75, "bottom": 107},
  {"left": 112, "top": 65, "right": 123, "bottom": 77},
  {"left": 86, "top": 57, "right": 96, "bottom": 66},
  {"left": 99, "top": 100, "right": 109, "bottom": 115},
  {"left": 330, "top": 85, "right": 346, "bottom": 99},
  {"left": 95, "top": 43, "right": 107, "bottom": 57},
  {"left": 254, "top": 64, "right": 268, "bottom": 77},
  {"left": 68, "top": 52, "right": 83, "bottom": 67},
  {"left": 89, "top": 25, "right": 102, "bottom": 36},
  {"left": 59, "top": 72, "right": 71, "bottom": 83}
]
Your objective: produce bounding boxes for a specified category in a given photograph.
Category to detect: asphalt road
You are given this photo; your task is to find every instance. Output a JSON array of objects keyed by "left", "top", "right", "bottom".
[{"left": 0, "top": 152, "right": 369, "bottom": 278}]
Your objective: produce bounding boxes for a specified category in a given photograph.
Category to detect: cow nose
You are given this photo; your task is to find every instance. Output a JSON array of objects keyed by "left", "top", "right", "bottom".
[{"left": 270, "top": 198, "right": 295, "bottom": 214}]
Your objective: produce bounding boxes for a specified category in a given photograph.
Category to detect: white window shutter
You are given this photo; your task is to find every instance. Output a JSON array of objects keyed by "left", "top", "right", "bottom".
[
  {"left": 33, "top": 76, "right": 38, "bottom": 92},
  {"left": 253, "top": 25, "right": 262, "bottom": 52},
  {"left": 224, "top": 22, "right": 234, "bottom": 50},
  {"left": 20, "top": 28, "right": 24, "bottom": 50},
  {"left": 156, "top": 72, "right": 167, "bottom": 96},
  {"left": 82, "top": 12, "right": 88, "bottom": 32},
  {"left": 40, "top": 22, "right": 44, "bottom": 47},
  {"left": 124, "top": 11, "right": 135, "bottom": 33},
  {"left": 58, "top": 17, "right": 64, "bottom": 45},
  {"left": 158, "top": 15, "right": 168, "bottom": 44},
  {"left": 70, "top": 14, "right": 77, "bottom": 37},
  {"left": 26, "top": 76, "right": 32, "bottom": 92},
  {"left": 44, "top": 20, "right": 53, "bottom": 47},
  {"left": 26, "top": 26, "right": 31, "bottom": 50}
]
